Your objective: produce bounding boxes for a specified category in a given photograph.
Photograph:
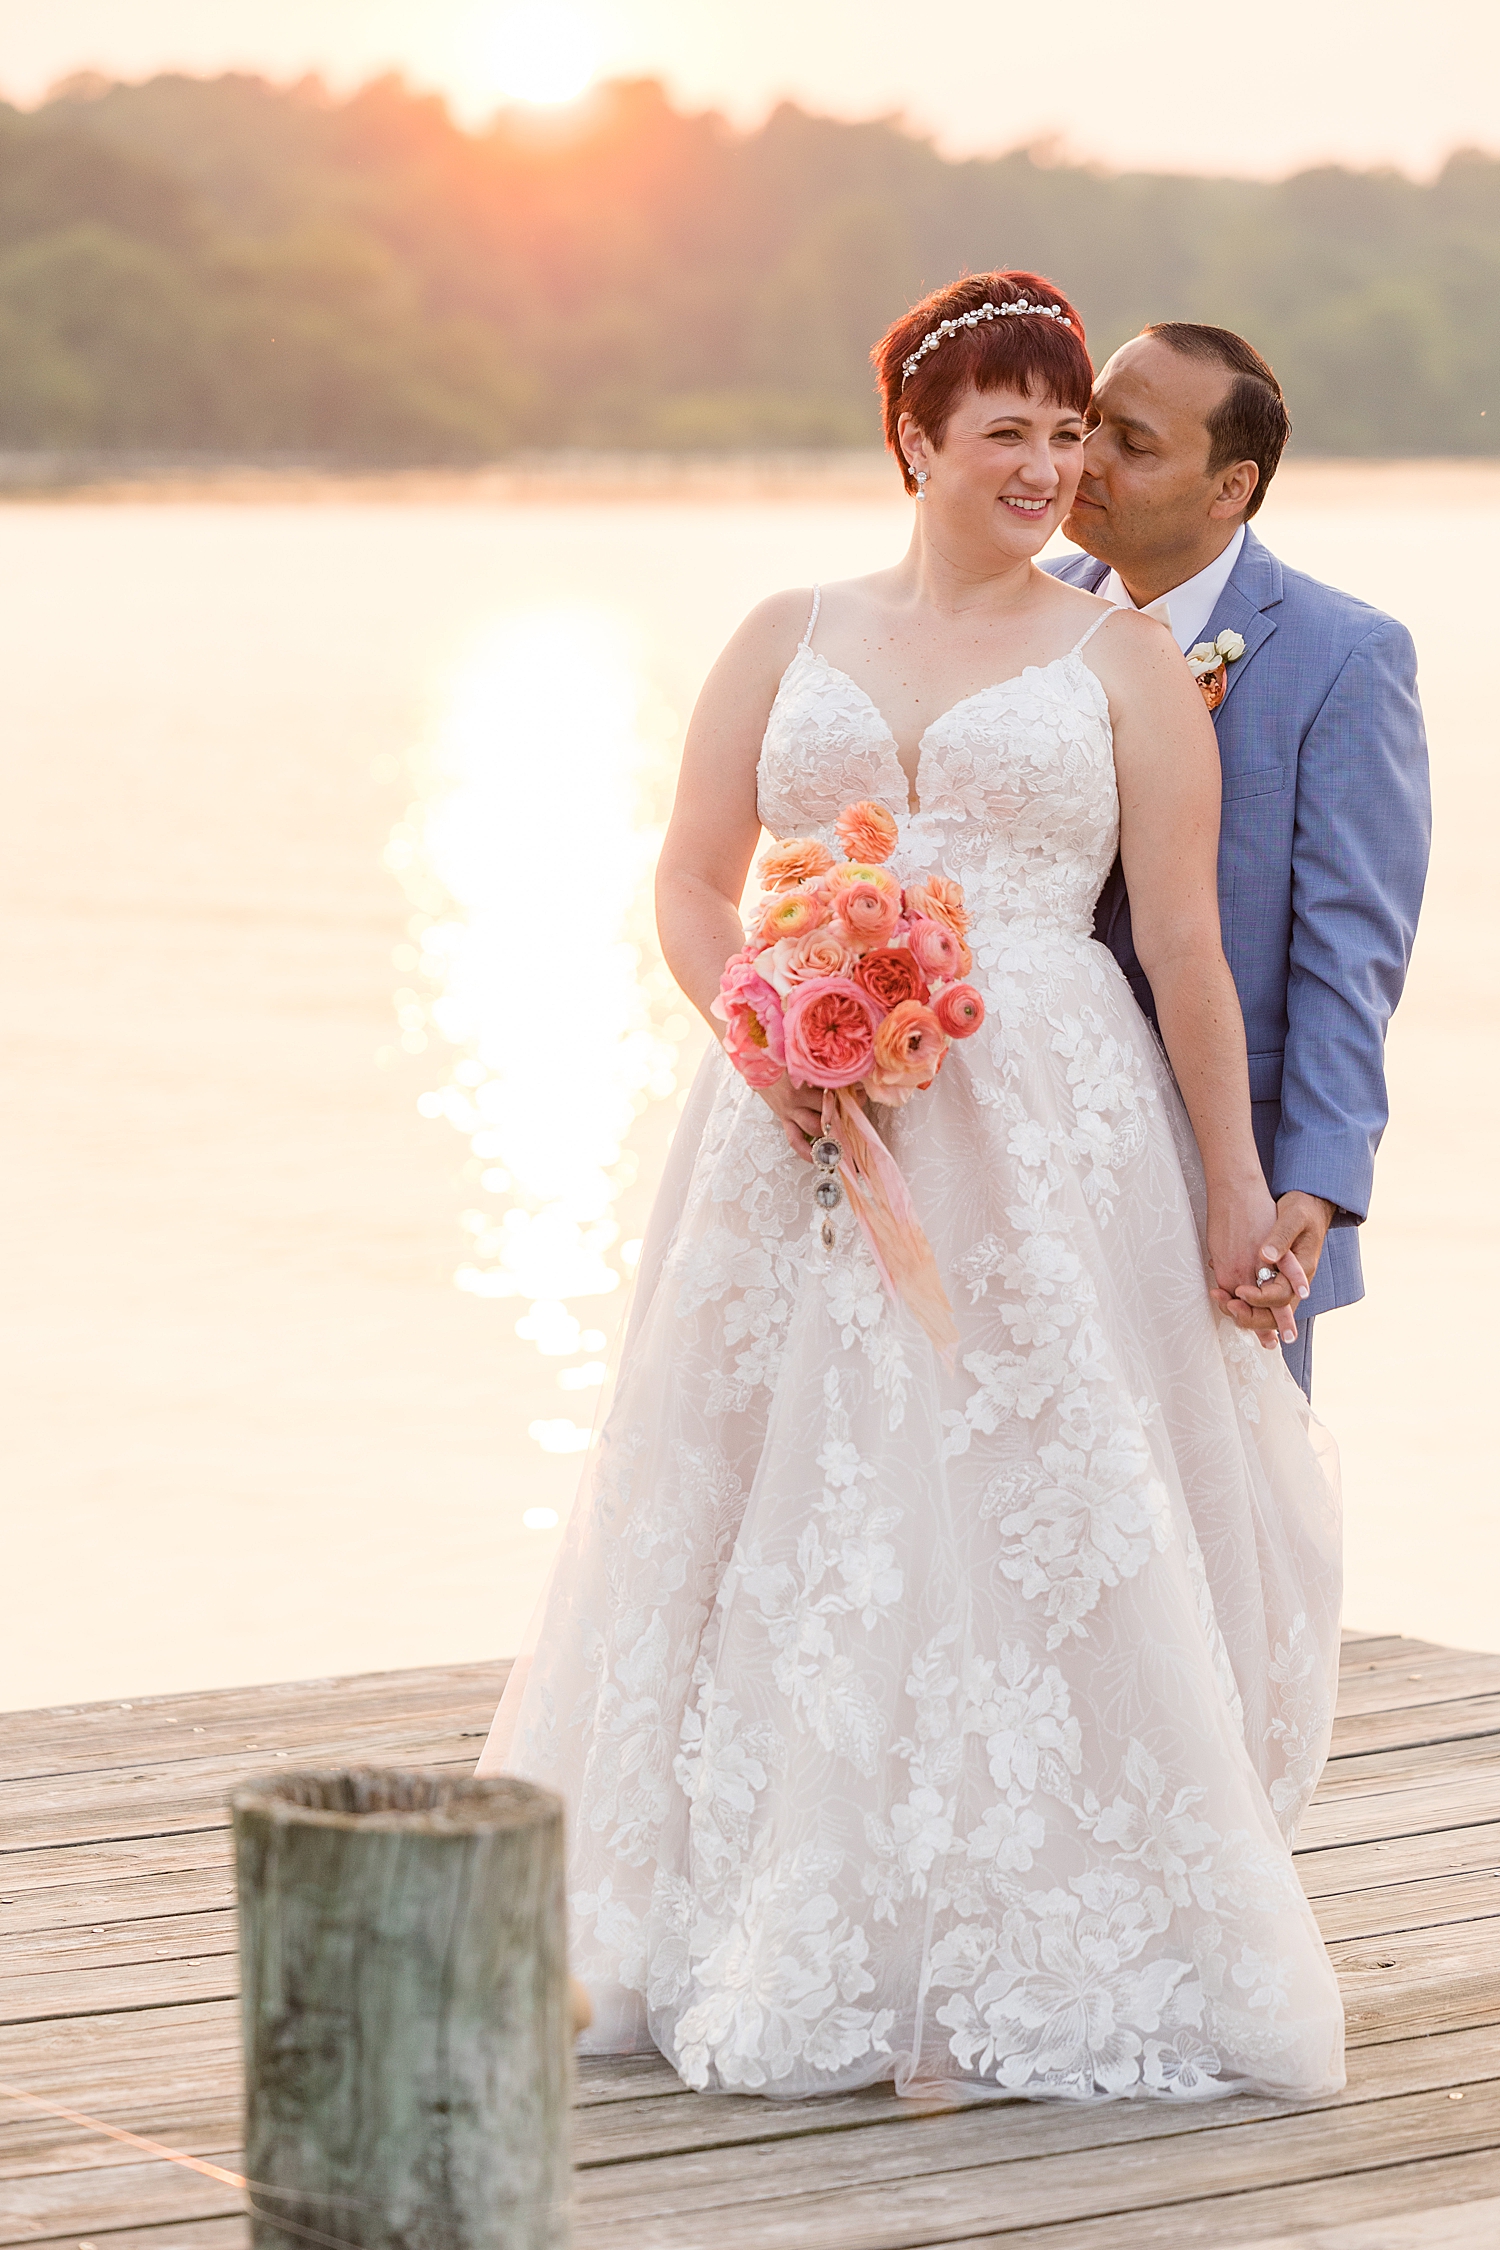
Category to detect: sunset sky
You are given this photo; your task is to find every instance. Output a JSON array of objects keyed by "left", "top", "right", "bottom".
[{"left": 0, "top": 0, "right": 1494, "bottom": 179}]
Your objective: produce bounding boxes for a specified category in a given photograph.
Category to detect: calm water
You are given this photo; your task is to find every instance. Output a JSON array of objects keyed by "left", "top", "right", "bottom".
[{"left": 2, "top": 465, "right": 1496, "bottom": 1708}]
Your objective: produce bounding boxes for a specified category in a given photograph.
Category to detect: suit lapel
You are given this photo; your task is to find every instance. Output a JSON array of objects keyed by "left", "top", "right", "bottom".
[{"left": 1203, "top": 528, "right": 1282, "bottom": 721}]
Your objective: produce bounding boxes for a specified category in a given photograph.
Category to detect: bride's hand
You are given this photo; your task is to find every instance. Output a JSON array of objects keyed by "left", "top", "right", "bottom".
[
  {"left": 1206, "top": 1178, "right": 1299, "bottom": 1349},
  {"left": 757, "top": 1072, "right": 824, "bottom": 1161}
]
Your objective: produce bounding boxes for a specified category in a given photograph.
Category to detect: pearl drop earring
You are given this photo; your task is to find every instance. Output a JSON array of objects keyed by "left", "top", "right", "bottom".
[{"left": 914, "top": 469, "right": 928, "bottom": 502}]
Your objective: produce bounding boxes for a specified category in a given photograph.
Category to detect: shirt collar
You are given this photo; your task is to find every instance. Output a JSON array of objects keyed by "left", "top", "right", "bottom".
[{"left": 1097, "top": 524, "right": 1246, "bottom": 653}]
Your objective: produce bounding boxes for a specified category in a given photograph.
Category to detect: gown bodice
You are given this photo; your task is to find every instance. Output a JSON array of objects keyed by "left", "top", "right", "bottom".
[{"left": 757, "top": 635, "right": 1119, "bottom": 941}]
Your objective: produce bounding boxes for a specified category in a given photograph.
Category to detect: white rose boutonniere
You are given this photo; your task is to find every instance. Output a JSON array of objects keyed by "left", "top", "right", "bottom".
[{"left": 1186, "top": 628, "right": 1247, "bottom": 711}]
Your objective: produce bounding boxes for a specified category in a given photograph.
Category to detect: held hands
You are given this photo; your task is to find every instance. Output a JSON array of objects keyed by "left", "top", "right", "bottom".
[{"left": 1210, "top": 1190, "right": 1335, "bottom": 1349}]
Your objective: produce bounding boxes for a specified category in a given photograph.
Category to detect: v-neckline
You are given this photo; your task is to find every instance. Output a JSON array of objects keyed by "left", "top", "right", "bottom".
[{"left": 798, "top": 646, "right": 1083, "bottom": 816}]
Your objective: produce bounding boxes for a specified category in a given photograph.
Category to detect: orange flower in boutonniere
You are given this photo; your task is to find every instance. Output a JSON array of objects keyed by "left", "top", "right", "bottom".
[{"left": 1186, "top": 629, "right": 1247, "bottom": 711}]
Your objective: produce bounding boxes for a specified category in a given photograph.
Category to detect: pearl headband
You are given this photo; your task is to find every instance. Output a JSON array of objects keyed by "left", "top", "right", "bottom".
[{"left": 900, "top": 298, "right": 1073, "bottom": 388}]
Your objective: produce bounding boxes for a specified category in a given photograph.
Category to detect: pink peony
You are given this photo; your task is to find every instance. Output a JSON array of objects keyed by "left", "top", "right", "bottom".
[
  {"left": 853, "top": 946, "right": 930, "bottom": 1014},
  {"left": 758, "top": 836, "right": 836, "bottom": 891},
  {"left": 932, "top": 983, "right": 985, "bottom": 1038},
  {"left": 872, "top": 999, "right": 948, "bottom": 1088},
  {"left": 904, "top": 875, "right": 970, "bottom": 936},
  {"left": 758, "top": 887, "right": 828, "bottom": 943},
  {"left": 714, "top": 956, "right": 786, "bottom": 1087},
  {"left": 908, "top": 915, "right": 962, "bottom": 981},
  {"left": 782, "top": 976, "right": 880, "bottom": 1088},
  {"left": 834, "top": 879, "right": 902, "bottom": 945},
  {"left": 835, "top": 799, "right": 900, "bottom": 865}
]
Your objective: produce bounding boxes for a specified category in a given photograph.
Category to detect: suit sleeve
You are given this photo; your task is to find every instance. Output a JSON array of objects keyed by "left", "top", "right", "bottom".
[{"left": 1274, "top": 619, "right": 1431, "bottom": 1218}]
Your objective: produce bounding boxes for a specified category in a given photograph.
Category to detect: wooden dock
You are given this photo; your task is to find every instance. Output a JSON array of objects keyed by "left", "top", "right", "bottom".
[{"left": 4, "top": 1629, "right": 1500, "bottom": 2248}]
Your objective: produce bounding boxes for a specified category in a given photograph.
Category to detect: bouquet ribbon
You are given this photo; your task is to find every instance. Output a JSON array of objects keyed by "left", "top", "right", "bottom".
[{"left": 821, "top": 1088, "right": 959, "bottom": 1365}]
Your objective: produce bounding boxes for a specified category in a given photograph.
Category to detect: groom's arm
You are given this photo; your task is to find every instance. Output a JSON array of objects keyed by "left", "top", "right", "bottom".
[{"left": 1275, "top": 617, "right": 1431, "bottom": 1224}]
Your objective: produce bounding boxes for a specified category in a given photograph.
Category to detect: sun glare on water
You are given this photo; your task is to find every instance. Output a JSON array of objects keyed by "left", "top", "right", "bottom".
[
  {"left": 483, "top": 1, "right": 599, "bottom": 106},
  {"left": 385, "top": 609, "right": 690, "bottom": 1460}
]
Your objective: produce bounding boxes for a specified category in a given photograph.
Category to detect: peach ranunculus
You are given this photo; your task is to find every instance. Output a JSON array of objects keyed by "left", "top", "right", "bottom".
[
  {"left": 852, "top": 946, "right": 930, "bottom": 1015},
  {"left": 771, "top": 927, "right": 856, "bottom": 991},
  {"left": 758, "top": 886, "right": 828, "bottom": 943},
  {"left": 932, "top": 982, "right": 985, "bottom": 1038},
  {"left": 824, "top": 859, "right": 900, "bottom": 900},
  {"left": 834, "top": 879, "right": 902, "bottom": 945},
  {"left": 782, "top": 976, "right": 880, "bottom": 1088},
  {"left": 907, "top": 915, "right": 962, "bottom": 982},
  {"left": 758, "top": 836, "right": 836, "bottom": 892},
  {"left": 835, "top": 799, "right": 900, "bottom": 865},
  {"left": 904, "top": 874, "right": 970, "bottom": 936},
  {"left": 872, "top": 1000, "right": 948, "bottom": 1088}
]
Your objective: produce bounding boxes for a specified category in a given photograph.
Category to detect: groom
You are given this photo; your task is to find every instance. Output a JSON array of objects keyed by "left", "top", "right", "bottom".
[{"left": 1048, "top": 324, "right": 1431, "bottom": 1397}]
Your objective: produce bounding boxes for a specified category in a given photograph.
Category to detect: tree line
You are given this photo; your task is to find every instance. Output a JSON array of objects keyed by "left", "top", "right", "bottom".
[{"left": 0, "top": 69, "right": 1493, "bottom": 462}]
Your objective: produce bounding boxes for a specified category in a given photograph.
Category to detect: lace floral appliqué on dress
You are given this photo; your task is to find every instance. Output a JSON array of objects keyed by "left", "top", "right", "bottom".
[{"left": 478, "top": 608, "right": 1345, "bottom": 2105}]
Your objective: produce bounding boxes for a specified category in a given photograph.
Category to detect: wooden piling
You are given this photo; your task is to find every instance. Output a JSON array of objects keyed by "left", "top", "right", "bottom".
[{"left": 233, "top": 1767, "right": 570, "bottom": 2250}]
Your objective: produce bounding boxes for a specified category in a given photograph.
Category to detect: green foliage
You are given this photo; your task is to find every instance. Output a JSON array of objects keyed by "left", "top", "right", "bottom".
[{"left": 0, "top": 71, "right": 1492, "bottom": 461}]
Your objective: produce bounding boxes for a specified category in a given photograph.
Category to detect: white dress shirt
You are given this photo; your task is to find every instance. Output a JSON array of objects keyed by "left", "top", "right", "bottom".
[{"left": 1099, "top": 524, "right": 1246, "bottom": 654}]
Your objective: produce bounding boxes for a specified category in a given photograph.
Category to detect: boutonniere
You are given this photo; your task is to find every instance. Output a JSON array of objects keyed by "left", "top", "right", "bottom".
[{"left": 1185, "top": 629, "right": 1246, "bottom": 710}]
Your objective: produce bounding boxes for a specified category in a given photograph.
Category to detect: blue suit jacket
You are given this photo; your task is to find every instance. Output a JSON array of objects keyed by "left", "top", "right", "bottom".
[{"left": 1047, "top": 528, "right": 1430, "bottom": 1315}]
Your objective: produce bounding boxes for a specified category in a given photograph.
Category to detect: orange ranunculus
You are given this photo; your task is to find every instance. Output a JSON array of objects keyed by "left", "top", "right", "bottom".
[
  {"left": 853, "top": 946, "right": 930, "bottom": 1014},
  {"left": 872, "top": 999, "right": 948, "bottom": 1086},
  {"left": 776, "top": 927, "right": 855, "bottom": 987},
  {"left": 834, "top": 880, "right": 902, "bottom": 944},
  {"left": 932, "top": 983, "right": 985, "bottom": 1038},
  {"left": 758, "top": 836, "right": 836, "bottom": 891},
  {"left": 907, "top": 915, "right": 962, "bottom": 981},
  {"left": 824, "top": 859, "right": 900, "bottom": 900},
  {"left": 835, "top": 799, "right": 900, "bottom": 865},
  {"left": 758, "top": 887, "right": 829, "bottom": 942},
  {"left": 905, "top": 874, "right": 970, "bottom": 936}
]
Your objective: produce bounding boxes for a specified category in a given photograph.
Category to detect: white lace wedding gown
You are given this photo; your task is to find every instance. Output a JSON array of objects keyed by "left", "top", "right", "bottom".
[{"left": 478, "top": 594, "right": 1345, "bottom": 2104}]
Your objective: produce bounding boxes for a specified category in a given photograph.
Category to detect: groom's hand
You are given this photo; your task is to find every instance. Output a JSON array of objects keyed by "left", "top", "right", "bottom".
[{"left": 1217, "top": 1192, "right": 1336, "bottom": 1342}]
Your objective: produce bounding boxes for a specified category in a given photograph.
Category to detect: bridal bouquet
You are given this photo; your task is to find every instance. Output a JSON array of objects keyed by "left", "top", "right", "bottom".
[{"left": 712, "top": 800, "right": 984, "bottom": 1356}]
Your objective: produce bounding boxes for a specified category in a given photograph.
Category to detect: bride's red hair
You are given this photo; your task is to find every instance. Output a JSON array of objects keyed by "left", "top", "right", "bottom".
[{"left": 874, "top": 271, "right": 1093, "bottom": 494}]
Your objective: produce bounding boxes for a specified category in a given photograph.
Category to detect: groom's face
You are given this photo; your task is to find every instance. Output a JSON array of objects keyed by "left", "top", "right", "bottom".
[{"left": 1063, "top": 336, "right": 1240, "bottom": 573}]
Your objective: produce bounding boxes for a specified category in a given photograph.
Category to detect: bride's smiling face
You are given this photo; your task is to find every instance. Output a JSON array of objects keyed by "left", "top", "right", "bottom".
[{"left": 898, "top": 384, "right": 1086, "bottom": 558}]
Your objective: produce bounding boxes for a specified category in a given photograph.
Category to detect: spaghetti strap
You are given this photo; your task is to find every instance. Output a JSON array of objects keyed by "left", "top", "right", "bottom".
[
  {"left": 798, "top": 585, "right": 821, "bottom": 651},
  {"left": 1069, "top": 606, "right": 1117, "bottom": 657}
]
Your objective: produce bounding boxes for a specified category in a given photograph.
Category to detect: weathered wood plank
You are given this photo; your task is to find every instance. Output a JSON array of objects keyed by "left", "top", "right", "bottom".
[
  {"left": 1297, "top": 1770, "right": 1500, "bottom": 1852},
  {"left": 1, "top": 1868, "right": 234, "bottom": 1936},
  {"left": 1331, "top": 1919, "right": 1500, "bottom": 2045},
  {"left": 0, "top": 2000, "right": 239, "bottom": 2096},
  {"left": 0, "top": 1951, "right": 238, "bottom": 2029},
  {"left": 0, "top": 2152, "right": 243, "bottom": 2243},
  {"left": 1311, "top": 1868, "right": 1500, "bottom": 1942},
  {"left": 925, "top": 2162, "right": 1500, "bottom": 2248},
  {"left": 1308, "top": 1729, "right": 1500, "bottom": 1800},
  {"left": 1295, "top": 1822, "right": 1500, "bottom": 1900},
  {"left": 0, "top": 1831, "right": 233, "bottom": 1899},
  {"left": 10, "top": 2224, "right": 246, "bottom": 2250},
  {"left": 0, "top": 1741, "right": 476, "bottom": 1854},
  {"left": 0, "top": 1663, "right": 508, "bottom": 1779},
  {"left": 1330, "top": 1694, "right": 1500, "bottom": 1759},
  {"left": 8, "top": 1908, "right": 237, "bottom": 1973},
  {"left": 565, "top": 2079, "right": 1500, "bottom": 2245}
]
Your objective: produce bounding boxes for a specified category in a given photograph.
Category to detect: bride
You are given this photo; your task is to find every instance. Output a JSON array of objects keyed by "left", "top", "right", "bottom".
[{"left": 477, "top": 269, "right": 1345, "bottom": 2104}]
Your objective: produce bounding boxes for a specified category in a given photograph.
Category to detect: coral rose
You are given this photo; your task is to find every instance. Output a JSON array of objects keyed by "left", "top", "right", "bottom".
[
  {"left": 782, "top": 976, "right": 879, "bottom": 1088},
  {"left": 907, "top": 915, "right": 962, "bottom": 981},
  {"left": 758, "top": 887, "right": 828, "bottom": 943},
  {"left": 772, "top": 927, "right": 855, "bottom": 991},
  {"left": 835, "top": 799, "right": 900, "bottom": 865},
  {"left": 834, "top": 879, "right": 902, "bottom": 944},
  {"left": 872, "top": 1000, "right": 947, "bottom": 1087},
  {"left": 853, "top": 946, "right": 930, "bottom": 1014},
  {"left": 932, "top": 983, "right": 985, "bottom": 1038},
  {"left": 758, "top": 836, "right": 836, "bottom": 891},
  {"left": 905, "top": 875, "right": 970, "bottom": 936}
]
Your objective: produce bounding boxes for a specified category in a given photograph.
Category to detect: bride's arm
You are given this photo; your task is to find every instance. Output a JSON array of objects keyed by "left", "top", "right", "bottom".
[
  {"left": 1094, "top": 611, "right": 1296, "bottom": 1345},
  {"left": 655, "top": 591, "right": 825, "bottom": 1153}
]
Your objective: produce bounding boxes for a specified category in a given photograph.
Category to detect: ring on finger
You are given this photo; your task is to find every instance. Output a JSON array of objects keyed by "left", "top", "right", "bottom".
[{"left": 1255, "top": 1264, "right": 1279, "bottom": 1286}]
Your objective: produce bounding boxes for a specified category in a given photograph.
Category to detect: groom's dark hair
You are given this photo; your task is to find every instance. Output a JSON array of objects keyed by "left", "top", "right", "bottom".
[{"left": 1143, "top": 324, "right": 1291, "bottom": 519}]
